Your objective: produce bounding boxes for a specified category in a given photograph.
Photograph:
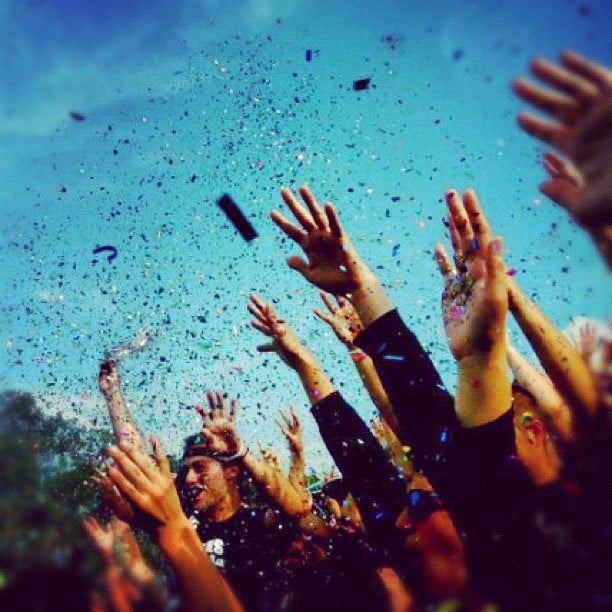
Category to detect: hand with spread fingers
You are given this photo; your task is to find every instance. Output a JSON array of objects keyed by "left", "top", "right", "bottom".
[
  {"left": 276, "top": 406, "right": 304, "bottom": 457},
  {"left": 93, "top": 466, "right": 136, "bottom": 523},
  {"left": 270, "top": 185, "right": 372, "bottom": 294},
  {"left": 106, "top": 437, "right": 183, "bottom": 527},
  {"left": 195, "top": 392, "right": 243, "bottom": 458},
  {"left": 513, "top": 51, "right": 612, "bottom": 229},
  {"left": 314, "top": 291, "right": 364, "bottom": 347},
  {"left": 83, "top": 516, "right": 117, "bottom": 562},
  {"left": 576, "top": 321, "right": 599, "bottom": 362},
  {"left": 434, "top": 189, "right": 508, "bottom": 363},
  {"left": 105, "top": 439, "right": 244, "bottom": 612},
  {"left": 248, "top": 293, "right": 311, "bottom": 369},
  {"left": 258, "top": 444, "right": 281, "bottom": 469}
]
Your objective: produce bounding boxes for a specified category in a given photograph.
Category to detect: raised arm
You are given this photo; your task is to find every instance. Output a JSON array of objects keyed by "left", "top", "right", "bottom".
[
  {"left": 106, "top": 438, "right": 243, "bottom": 612},
  {"left": 271, "top": 186, "right": 455, "bottom": 459},
  {"left": 507, "top": 276, "right": 598, "bottom": 426},
  {"left": 99, "top": 359, "right": 147, "bottom": 454},
  {"left": 196, "top": 392, "right": 311, "bottom": 517},
  {"left": 434, "top": 189, "right": 511, "bottom": 427},
  {"left": 83, "top": 515, "right": 165, "bottom": 612},
  {"left": 275, "top": 406, "right": 308, "bottom": 493},
  {"left": 314, "top": 291, "right": 400, "bottom": 435},
  {"left": 506, "top": 339, "right": 574, "bottom": 444},
  {"left": 248, "top": 295, "right": 405, "bottom": 538},
  {"left": 513, "top": 51, "right": 612, "bottom": 265}
]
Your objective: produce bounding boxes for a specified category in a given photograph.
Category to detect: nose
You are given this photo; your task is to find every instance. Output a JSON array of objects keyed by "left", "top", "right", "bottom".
[{"left": 184, "top": 467, "right": 197, "bottom": 485}]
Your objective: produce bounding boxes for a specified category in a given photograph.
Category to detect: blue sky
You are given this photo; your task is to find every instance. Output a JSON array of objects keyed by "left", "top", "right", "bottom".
[{"left": 1, "top": 0, "right": 610, "bottom": 467}]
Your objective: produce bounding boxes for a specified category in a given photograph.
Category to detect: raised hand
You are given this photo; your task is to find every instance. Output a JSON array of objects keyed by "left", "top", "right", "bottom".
[
  {"left": 106, "top": 437, "right": 183, "bottom": 527},
  {"left": 434, "top": 189, "right": 508, "bottom": 362},
  {"left": 248, "top": 293, "right": 311, "bottom": 369},
  {"left": 577, "top": 321, "right": 598, "bottom": 361},
  {"left": 93, "top": 466, "right": 136, "bottom": 523},
  {"left": 271, "top": 185, "right": 370, "bottom": 294},
  {"left": 276, "top": 406, "right": 304, "bottom": 457},
  {"left": 513, "top": 51, "right": 612, "bottom": 226},
  {"left": 195, "top": 392, "right": 242, "bottom": 458},
  {"left": 83, "top": 516, "right": 116, "bottom": 562},
  {"left": 314, "top": 291, "right": 364, "bottom": 347},
  {"left": 99, "top": 359, "right": 121, "bottom": 397},
  {"left": 258, "top": 444, "right": 281, "bottom": 469}
]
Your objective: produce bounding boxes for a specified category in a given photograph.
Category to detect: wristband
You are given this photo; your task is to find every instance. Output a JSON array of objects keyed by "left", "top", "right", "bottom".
[
  {"left": 214, "top": 444, "right": 249, "bottom": 464},
  {"left": 350, "top": 348, "right": 367, "bottom": 363},
  {"left": 406, "top": 489, "right": 444, "bottom": 524}
]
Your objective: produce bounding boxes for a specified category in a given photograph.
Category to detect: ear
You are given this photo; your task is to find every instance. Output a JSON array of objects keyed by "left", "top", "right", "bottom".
[{"left": 525, "top": 419, "right": 547, "bottom": 446}]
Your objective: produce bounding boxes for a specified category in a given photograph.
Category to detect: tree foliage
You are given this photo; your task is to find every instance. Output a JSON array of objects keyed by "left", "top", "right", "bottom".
[{"left": 0, "top": 390, "right": 113, "bottom": 582}]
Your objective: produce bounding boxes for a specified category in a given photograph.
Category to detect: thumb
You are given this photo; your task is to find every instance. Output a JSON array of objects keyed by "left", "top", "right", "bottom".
[{"left": 287, "top": 255, "right": 311, "bottom": 278}]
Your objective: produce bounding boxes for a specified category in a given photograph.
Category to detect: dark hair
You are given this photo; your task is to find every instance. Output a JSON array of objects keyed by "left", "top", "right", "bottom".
[
  {"left": 511, "top": 382, "right": 538, "bottom": 409},
  {"left": 321, "top": 478, "right": 350, "bottom": 503}
]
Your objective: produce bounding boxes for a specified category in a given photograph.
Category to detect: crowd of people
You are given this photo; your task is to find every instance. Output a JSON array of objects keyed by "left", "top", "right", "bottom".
[{"left": 2, "top": 50, "right": 610, "bottom": 612}]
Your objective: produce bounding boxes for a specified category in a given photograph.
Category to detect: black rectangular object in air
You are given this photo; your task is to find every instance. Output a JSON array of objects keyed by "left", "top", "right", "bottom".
[
  {"left": 217, "top": 194, "right": 258, "bottom": 241},
  {"left": 353, "top": 77, "right": 371, "bottom": 91}
]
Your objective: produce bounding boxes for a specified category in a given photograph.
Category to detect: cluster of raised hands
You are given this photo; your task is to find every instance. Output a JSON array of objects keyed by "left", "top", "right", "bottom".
[{"left": 85, "top": 50, "right": 610, "bottom": 612}]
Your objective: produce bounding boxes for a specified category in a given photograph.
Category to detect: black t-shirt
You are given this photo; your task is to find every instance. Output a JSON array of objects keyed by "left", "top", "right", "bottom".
[{"left": 195, "top": 505, "right": 297, "bottom": 612}]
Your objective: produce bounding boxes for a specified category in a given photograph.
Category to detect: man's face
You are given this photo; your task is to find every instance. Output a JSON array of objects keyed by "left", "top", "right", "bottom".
[{"left": 181, "top": 455, "right": 233, "bottom": 514}]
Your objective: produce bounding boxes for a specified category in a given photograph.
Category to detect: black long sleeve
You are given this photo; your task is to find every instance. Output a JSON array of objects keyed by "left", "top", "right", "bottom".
[
  {"left": 355, "top": 309, "right": 456, "bottom": 477},
  {"left": 311, "top": 391, "right": 405, "bottom": 541}
]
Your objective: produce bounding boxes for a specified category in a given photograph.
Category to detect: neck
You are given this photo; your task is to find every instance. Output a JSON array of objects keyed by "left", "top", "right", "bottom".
[{"left": 531, "top": 446, "right": 560, "bottom": 487}]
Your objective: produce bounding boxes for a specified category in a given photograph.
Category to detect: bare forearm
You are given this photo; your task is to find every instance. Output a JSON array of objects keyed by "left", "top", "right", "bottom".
[
  {"left": 288, "top": 452, "right": 306, "bottom": 487},
  {"left": 293, "top": 352, "right": 336, "bottom": 406},
  {"left": 103, "top": 563, "right": 133, "bottom": 612},
  {"left": 507, "top": 342, "right": 574, "bottom": 443},
  {"left": 509, "top": 279, "right": 598, "bottom": 419},
  {"left": 456, "top": 350, "right": 512, "bottom": 428},
  {"left": 242, "top": 453, "right": 311, "bottom": 516},
  {"left": 104, "top": 390, "right": 147, "bottom": 453},
  {"left": 349, "top": 276, "right": 395, "bottom": 328},
  {"left": 157, "top": 520, "right": 243, "bottom": 612}
]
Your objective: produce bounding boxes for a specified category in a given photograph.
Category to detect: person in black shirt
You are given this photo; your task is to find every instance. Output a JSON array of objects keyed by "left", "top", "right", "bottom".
[{"left": 179, "top": 418, "right": 297, "bottom": 612}]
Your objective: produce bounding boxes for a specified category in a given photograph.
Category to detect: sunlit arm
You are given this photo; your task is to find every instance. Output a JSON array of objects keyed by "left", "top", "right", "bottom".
[
  {"left": 508, "top": 277, "right": 598, "bottom": 422},
  {"left": 99, "top": 360, "right": 147, "bottom": 454},
  {"left": 242, "top": 452, "right": 312, "bottom": 516},
  {"left": 507, "top": 340, "right": 574, "bottom": 444}
]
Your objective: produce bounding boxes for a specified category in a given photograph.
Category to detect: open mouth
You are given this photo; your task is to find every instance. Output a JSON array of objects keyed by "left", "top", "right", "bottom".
[{"left": 182, "top": 485, "right": 205, "bottom": 504}]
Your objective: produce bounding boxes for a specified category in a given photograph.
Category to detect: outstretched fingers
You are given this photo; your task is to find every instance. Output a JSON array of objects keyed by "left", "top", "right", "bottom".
[
  {"left": 512, "top": 76, "right": 581, "bottom": 123},
  {"left": 320, "top": 290, "right": 337, "bottom": 315},
  {"left": 484, "top": 238, "right": 508, "bottom": 307},
  {"left": 299, "top": 185, "right": 329, "bottom": 230},
  {"left": 446, "top": 190, "right": 475, "bottom": 255},
  {"left": 561, "top": 50, "right": 612, "bottom": 90},
  {"left": 106, "top": 449, "right": 148, "bottom": 507},
  {"left": 434, "top": 243, "right": 455, "bottom": 282},
  {"left": 281, "top": 187, "right": 317, "bottom": 232},
  {"left": 270, "top": 210, "right": 306, "bottom": 243},
  {"left": 117, "top": 442, "right": 159, "bottom": 484},
  {"left": 517, "top": 112, "right": 573, "bottom": 152},
  {"left": 325, "top": 202, "right": 344, "bottom": 239},
  {"left": 529, "top": 57, "right": 600, "bottom": 102},
  {"left": 463, "top": 188, "right": 493, "bottom": 251},
  {"left": 150, "top": 436, "right": 171, "bottom": 478},
  {"left": 313, "top": 308, "right": 335, "bottom": 327}
]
